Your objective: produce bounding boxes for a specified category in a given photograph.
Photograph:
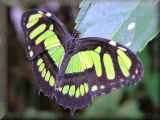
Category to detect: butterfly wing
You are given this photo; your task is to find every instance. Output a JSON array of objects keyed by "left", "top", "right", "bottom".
[
  {"left": 54, "top": 37, "right": 143, "bottom": 112},
  {"left": 55, "top": 74, "right": 92, "bottom": 113},
  {"left": 79, "top": 38, "right": 144, "bottom": 96},
  {"left": 21, "top": 9, "right": 72, "bottom": 97}
]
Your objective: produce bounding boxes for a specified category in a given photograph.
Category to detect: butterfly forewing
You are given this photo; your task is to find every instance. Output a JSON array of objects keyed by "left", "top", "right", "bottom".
[
  {"left": 21, "top": 9, "right": 68, "bottom": 62},
  {"left": 21, "top": 9, "right": 72, "bottom": 97}
]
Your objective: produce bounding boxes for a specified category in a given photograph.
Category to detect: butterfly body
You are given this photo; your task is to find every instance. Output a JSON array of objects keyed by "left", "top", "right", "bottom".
[{"left": 21, "top": 9, "right": 143, "bottom": 113}]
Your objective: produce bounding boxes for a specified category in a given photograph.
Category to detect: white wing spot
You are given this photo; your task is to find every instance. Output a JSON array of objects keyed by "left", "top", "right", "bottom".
[
  {"left": 100, "top": 85, "right": 105, "bottom": 89},
  {"left": 109, "top": 40, "right": 117, "bottom": 46},
  {"left": 46, "top": 12, "right": 52, "bottom": 17},
  {"left": 125, "top": 42, "right": 132, "bottom": 47},
  {"left": 135, "top": 69, "right": 138, "bottom": 74},
  {"left": 118, "top": 46, "right": 127, "bottom": 51},
  {"left": 91, "top": 85, "right": 98, "bottom": 92},
  {"left": 28, "top": 46, "right": 31, "bottom": 50},
  {"left": 128, "top": 22, "right": 136, "bottom": 31},
  {"left": 132, "top": 75, "right": 136, "bottom": 79},
  {"left": 38, "top": 11, "right": 43, "bottom": 14},
  {"left": 29, "top": 51, "right": 34, "bottom": 57}
]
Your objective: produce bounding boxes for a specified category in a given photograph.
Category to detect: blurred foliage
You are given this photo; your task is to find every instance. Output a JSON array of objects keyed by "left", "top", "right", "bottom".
[{"left": 0, "top": 0, "right": 159, "bottom": 119}]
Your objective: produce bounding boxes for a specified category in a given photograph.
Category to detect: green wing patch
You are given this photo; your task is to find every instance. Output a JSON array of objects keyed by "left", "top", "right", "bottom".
[
  {"left": 36, "top": 58, "right": 56, "bottom": 87},
  {"left": 65, "top": 45, "right": 134, "bottom": 80},
  {"left": 117, "top": 49, "right": 132, "bottom": 77},
  {"left": 60, "top": 82, "right": 89, "bottom": 98},
  {"left": 26, "top": 12, "right": 43, "bottom": 28},
  {"left": 103, "top": 53, "right": 115, "bottom": 80},
  {"left": 65, "top": 50, "right": 102, "bottom": 76},
  {"left": 29, "top": 24, "right": 46, "bottom": 39}
]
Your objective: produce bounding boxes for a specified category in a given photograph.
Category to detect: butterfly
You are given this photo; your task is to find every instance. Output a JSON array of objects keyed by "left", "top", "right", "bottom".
[{"left": 21, "top": 9, "right": 144, "bottom": 113}]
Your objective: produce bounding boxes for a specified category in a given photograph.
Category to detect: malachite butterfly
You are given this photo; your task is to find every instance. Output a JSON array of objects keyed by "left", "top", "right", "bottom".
[{"left": 21, "top": 9, "right": 144, "bottom": 114}]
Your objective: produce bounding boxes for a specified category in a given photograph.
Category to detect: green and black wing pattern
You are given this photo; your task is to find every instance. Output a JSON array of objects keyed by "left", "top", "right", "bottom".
[
  {"left": 55, "top": 38, "right": 143, "bottom": 112},
  {"left": 21, "top": 9, "right": 72, "bottom": 97},
  {"left": 22, "top": 9, "right": 143, "bottom": 113}
]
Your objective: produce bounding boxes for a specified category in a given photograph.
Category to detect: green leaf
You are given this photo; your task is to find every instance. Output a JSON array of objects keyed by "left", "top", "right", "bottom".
[
  {"left": 75, "top": 0, "right": 160, "bottom": 52},
  {"left": 75, "top": 0, "right": 92, "bottom": 29}
]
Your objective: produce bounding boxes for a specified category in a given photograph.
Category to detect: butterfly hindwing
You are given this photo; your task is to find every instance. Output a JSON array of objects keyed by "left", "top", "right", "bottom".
[
  {"left": 55, "top": 73, "right": 92, "bottom": 112},
  {"left": 63, "top": 37, "right": 143, "bottom": 96},
  {"left": 53, "top": 37, "right": 143, "bottom": 112}
]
